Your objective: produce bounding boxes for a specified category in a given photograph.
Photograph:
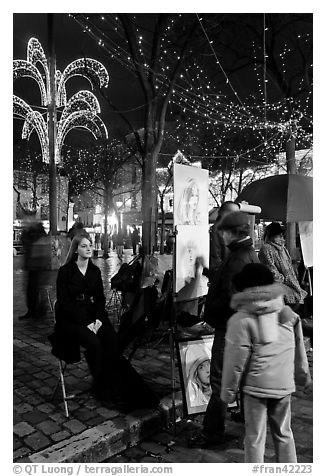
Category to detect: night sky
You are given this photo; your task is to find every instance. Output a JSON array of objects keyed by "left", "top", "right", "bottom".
[
  {"left": 13, "top": 13, "right": 144, "bottom": 148},
  {"left": 13, "top": 12, "right": 313, "bottom": 155}
]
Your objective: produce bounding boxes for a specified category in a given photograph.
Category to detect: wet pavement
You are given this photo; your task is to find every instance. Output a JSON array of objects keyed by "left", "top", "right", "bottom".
[{"left": 13, "top": 249, "right": 313, "bottom": 463}]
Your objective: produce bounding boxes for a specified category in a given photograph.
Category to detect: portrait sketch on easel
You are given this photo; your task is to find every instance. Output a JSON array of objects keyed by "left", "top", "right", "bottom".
[
  {"left": 173, "top": 163, "right": 209, "bottom": 299},
  {"left": 174, "top": 164, "right": 209, "bottom": 227},
  {"left": 175, "top": 225, "right": 209, "bottom": 296}
]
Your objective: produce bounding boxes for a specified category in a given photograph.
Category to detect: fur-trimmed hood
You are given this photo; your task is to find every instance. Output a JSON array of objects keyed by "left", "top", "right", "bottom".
[
  {"left": 231, "top": 283, "right": 285, "bottom": 314},
  {"left": 230, "top": 283, "right": 293, "bottom": 344}
]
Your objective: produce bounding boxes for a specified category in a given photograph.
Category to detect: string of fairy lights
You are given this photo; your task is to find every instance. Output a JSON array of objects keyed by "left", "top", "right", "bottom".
[
  {"left": 13, "top": 15, "right": 312, "bottom": 175},
  {"left": 73, "top": 12, "right": 302, "bottom": 161},
  {"left": 13, "top": 37, "right": 109, "bottom": 164},
  {"left": 73, "top": 11, "right": 311, "bottom": 126},
  {"left": 69, "top": 13, "right": 312, "bottom": 167}
]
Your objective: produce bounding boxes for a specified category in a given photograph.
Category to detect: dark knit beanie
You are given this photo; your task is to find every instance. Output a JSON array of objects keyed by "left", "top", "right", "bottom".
[
  {"left": 217, "top": 211, "right": 249, "bottom": 230},
  {"left": 264, "top": 222, "right": 284, "bottom": 240},
  {"left": 232, "top": 263, "right": 274, "bottom": 292}
]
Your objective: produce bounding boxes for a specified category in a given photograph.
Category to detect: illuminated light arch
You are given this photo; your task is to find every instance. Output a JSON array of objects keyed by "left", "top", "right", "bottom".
[
  {"left": 56, "top": 111, "right": 108, "bottom": 162},
  {"left": 57, "top": 58, "right": 109, "bottom": 100},
  {"left": 14, "top": 96, "right": 49, "bottom": 162},
  {"left": 13, "top": 38, "right": 109, "bottom": 164},
  {"left": 13, "top": 60, "right": 48, "bottom": 106},
  {"left": 60, "top": 90, "right": 101, "bottom": 122}
]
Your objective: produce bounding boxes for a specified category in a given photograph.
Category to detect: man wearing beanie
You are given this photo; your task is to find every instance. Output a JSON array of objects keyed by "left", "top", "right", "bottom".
[
  {"left": 189, "top": 211, "right": 259, "bottom": 448},
  {"left": 221, "top": 263, "right": 311, "bottom": 462},
  {"left": 207, "top": 201, "right": 240, "bottom": 279}
]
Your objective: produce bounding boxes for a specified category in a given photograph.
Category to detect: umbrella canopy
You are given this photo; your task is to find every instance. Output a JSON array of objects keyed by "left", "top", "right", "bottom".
[{"left": 237, "top": 174, "right": 313, "bottom": 222}]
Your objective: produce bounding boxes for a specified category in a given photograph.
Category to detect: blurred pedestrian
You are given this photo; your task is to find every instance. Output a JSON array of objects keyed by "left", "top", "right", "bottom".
[
  {"left": 258, "top": 222, "right": 307, "bottom": 311},
  {"left": 112, "top": 232, "right": 117, "bottom": 250},
  {"left": 221, "top": 263, "right": 312, "bottom": 462},
  {"left": 204, "top": 201, "right": 240, "bottom": 279},
  {"left": 166, "top": 233, "right": 174, "bottom": 254},
  {"left": 116, "top": 229, "right": 124, "bottom": 259},
  {"left": 131, "top": 225, "right": 139, "bottom": 255},
  {"left": 188, "top": 211, "right": 259, "bottom": 448},
  {"left": 100, "top": 232, "right": 111, "bottom": 259},
  {"left": 94, "top": 232, "right": 101, "bottom": 258},
  {"left": 19, "top": 221, "right": 51, "bottom": 320}
]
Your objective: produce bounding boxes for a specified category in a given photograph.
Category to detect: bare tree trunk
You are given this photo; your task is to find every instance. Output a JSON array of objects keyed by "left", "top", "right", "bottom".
[
  {"left": 142, "top": 150, "right": 158, "bottom": 255},
  {"left": 102, "top": 187, "right": 110, "bottom": 259},
  {"left": 285, "top": 133, "right": 297, "bottom": 259},
  {"left": 159, "top": 193, "right": 165, "bottom": 254}
]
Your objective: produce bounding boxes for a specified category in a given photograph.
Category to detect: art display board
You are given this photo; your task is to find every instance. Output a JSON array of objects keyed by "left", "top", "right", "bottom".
[
  {"left": 298, "top": 221, "right": 313, "bottom": 268},
  {"left": 173, "top": 163, "right": 209, "bottom": 296}
]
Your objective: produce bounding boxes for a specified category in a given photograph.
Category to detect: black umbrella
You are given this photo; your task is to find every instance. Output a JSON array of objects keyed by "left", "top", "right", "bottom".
[{"left": 237, "top": 174, "right": 313, "bottom": 222}]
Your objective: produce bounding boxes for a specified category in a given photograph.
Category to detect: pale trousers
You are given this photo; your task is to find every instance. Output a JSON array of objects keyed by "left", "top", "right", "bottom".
[{"left": 244, "top": 393, "right": 297, "bottom": 463}]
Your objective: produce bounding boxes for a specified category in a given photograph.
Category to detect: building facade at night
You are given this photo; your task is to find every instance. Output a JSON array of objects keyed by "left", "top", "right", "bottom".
[{"left": 13, "top": 170, "right": 72, "bottom": 233}]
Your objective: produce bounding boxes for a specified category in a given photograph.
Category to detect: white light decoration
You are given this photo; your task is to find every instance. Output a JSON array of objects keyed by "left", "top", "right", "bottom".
[{"left": 13, "top": 37, "right": 109, "bottom": 164}]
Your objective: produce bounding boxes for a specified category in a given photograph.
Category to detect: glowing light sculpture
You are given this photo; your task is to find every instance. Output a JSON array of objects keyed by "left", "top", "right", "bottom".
[{"left": 13, "top": 37, "right": 109, "bottom": 164}]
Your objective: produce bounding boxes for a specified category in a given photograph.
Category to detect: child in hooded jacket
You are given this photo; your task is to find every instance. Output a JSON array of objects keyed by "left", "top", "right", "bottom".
[{"left": 221, "top": 263, "right": 311, "bottom": 463}]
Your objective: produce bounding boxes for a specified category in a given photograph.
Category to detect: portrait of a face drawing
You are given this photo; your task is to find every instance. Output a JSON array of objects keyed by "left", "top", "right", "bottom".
[
  {"left": 178, "top": 336, "right": 214, "bottom": 415},
  {"left": 175, "top": 225, "right": 209, "bottom": 295},
  {"left": 173, "top": 164, "right": 208, "bottom": 227}
]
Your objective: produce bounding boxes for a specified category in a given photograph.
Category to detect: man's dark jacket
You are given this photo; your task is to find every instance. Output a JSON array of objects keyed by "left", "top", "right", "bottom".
[
  {"left": 203, "top": 237, "right": 259, "bottom": 331},
  {"left": 209, "top": 219, "right": 228, "bottom": 275}
]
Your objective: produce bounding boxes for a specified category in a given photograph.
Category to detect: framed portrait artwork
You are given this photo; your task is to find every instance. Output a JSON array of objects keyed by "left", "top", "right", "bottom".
[
  {"left": 176, "top": 334, "right": 214, "bottom": 416},
  {"left": 176, "top": 334, "right": 238, "bottom": 416}
]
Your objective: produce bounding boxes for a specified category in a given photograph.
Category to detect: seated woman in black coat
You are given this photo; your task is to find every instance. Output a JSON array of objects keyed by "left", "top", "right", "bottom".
[{"left": 54, "top": 232, "right": 158, "bottom": 412}]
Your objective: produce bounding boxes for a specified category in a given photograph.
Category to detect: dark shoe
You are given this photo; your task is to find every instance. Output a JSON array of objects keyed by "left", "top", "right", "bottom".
[
  {"left": 187, "top": 432, "right": 226, "bottom": 449},
  {"left": 18, "top": 313, "right": 32, "bottom": 320},
  {"left": 230, "top": 409, "right": 245, "bottom": 423}
]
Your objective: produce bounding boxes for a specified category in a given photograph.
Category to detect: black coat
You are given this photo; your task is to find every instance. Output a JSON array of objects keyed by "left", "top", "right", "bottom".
[
  {"left": 203, "top": 237, "right": 259, "bottom": 331},
  {"left": 55, "top": 259, "right": 108, "bottom": 326},
  {"left": 49, "top": 259, "right": 108, "bottom": 363},
  {"left": 209, "top": 220, "right": 228, "bottom": 275}
]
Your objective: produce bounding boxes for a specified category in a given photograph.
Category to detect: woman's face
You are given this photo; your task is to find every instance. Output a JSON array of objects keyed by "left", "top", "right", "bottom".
[
  {"left": 271, "top": 233, "right": 285, "bottom": 245},
  {"left": 77, "top": 238, "right": 93, "bottom": 259},
  {"left": 197, "top": 360, "right": 210, "bottom": 385},
  {"left": 188, "top": 184, "right": 199, "bottom": 210}
]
